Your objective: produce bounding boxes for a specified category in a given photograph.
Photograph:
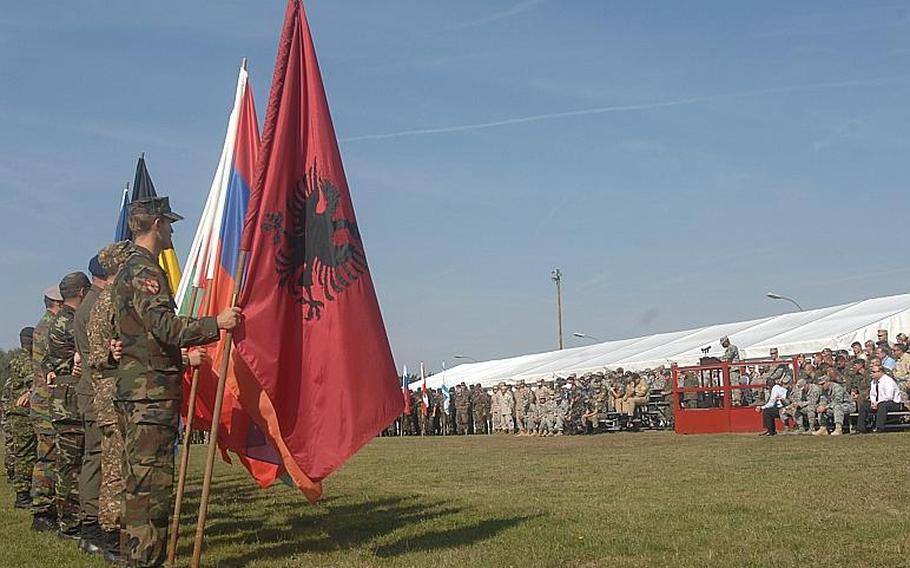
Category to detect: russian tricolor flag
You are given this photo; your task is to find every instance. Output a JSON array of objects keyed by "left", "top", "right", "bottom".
[{"left": 176, "top": 61, "right": 279, "bottom": 485}]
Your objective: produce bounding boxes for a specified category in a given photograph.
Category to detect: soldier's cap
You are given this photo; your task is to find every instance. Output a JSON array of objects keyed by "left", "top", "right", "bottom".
[
  {"left": 517, "top": 379, "right": 525, "bottom": 385},
  {"left": 88, "top": 255, "right": 107, "bottom": 279},
  {"left": 128, "top": 196, "right": 184, "bottom": 223},
  {"left": 720, "top": 336, "right": 729, "bottom": 343},
  {"left": 59, "top": 271, "right": 91, "bottom": 299},
  {"left": 98, "top": 241, "right": 133, "bottom": 274},
  {"left": 44, "top": 285, "right": 63, "bottom": 302},
  {"left": 19, "top": 326, "right": 34, "bottom": 341}
]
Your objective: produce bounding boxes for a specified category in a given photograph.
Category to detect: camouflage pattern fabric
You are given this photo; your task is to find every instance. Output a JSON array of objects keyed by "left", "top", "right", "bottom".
[
  {"left": 99, "top": 418, "right": 125, "bottom": 531},
  {"left": 30, "top": 310, "right": 56, "bottom": 515},
  {"left": 110, "top": 245, "right": 219, "bottom": 567},
  {"left": 5, "top": 351, "right": 37, "bottom": 493},
  {"left": 45, "top": 305, "right": 84, "bottom": 533},
  {"left": 89, "top": 280, "right": 127, "bottom": 531}
]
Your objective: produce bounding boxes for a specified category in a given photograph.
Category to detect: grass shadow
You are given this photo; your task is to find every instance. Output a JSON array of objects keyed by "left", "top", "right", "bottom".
[{"left": 373, "top": 514, "right": 540, "bottom": 557}]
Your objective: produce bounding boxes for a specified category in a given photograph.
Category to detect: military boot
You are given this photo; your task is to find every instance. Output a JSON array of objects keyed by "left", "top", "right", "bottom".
[
  {"left": 831, "top": 424, "right": 844, "bottom": 436},
  {"left": 79, "top": 520, "right": 104, "bottom": 554},
  {"left": 14, "top": 491, "right": 31, "bottom": 509},
  {"left": 31, "top": 513, "right": 57, "bottom": 533},
  {"left": 813, "top": 426, "right": 828, "bottom": 436}
]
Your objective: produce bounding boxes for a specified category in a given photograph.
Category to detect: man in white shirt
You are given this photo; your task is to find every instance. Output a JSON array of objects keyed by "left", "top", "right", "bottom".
[
  {"left": 756, "top": 376, "right": 789, "bottom": 436},
  {"left": 869, "top": 365, "right": 902, "bottom": 432}
]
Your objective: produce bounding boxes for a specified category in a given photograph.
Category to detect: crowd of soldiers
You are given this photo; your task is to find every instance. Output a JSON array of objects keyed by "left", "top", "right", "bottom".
[
  {"left": 389, "top": 368, "right": 673, "bottom": 437},
  {"left": 0, "top": 196, "right": 241, "bottom": 567}
]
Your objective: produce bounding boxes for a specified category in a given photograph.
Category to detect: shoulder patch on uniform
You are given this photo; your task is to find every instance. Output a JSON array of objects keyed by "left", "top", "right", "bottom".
[{"left": 132, "top": 276, "right": 160, "bottom": 295}]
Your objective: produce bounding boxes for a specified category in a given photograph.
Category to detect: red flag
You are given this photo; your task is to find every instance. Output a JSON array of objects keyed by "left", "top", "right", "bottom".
[{"left": 232, "top": 0, "right": 403, "bottom": 501}]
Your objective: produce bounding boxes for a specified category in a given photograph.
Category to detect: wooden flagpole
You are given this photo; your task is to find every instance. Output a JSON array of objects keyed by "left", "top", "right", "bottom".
[
  {"left": 167, "top": 281, "right": 212, "bottom": 566},
  {"left": 190, "top": 250, "right": 248, "bottom": 568}
]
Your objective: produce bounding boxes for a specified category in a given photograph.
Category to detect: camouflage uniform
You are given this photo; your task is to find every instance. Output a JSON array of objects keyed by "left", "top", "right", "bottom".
[
  {"left": 45, "top": 301, "right": 84, "bottom": 535},
  {"left": 795, "top": 381, "right": 823, "bottom": 433},
  {"left": 494, "top": 385, "right": 514, "bottom": 433},
  {"left": 75, "top": 282, "right": 103, "bottom": 542},
  {"left": 5, "top": 347, "right": 37, "bottom": 497},
  {"left": 513, "top": 382, "right": 532, "bottom": 434},
  {"left": 821, "top": 380, "right": 855, "bottom": 433},
  {"left": 111, "top": 241, "right": 220, "bottom": 568},
  {"left": 89, "top": 282, "right": 125, "bottom": 532},
  {"left": 32, "top": 308, "right": 60, "bottom": 519},
  {"left": 88, "top": 241, "right": 133, "bottom": 535},
  {"left": 453, "top": 385, "right": 471, "bottom": 434}
]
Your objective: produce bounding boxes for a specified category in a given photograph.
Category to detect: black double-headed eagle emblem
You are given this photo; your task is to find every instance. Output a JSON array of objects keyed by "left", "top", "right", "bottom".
[{"left": 262, "top": 163, "right": 367, "bottom": 321}]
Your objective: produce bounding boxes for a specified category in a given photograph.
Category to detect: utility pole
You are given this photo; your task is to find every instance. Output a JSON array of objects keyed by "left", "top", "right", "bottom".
[{"left": 551, "top": 268, "right": 563, "bottom": 350}]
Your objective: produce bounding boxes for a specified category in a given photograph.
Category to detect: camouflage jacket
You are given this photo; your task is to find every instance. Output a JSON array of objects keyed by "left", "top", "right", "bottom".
[
  {"left": 32, "top": 310, "right": 53, "bottom": 390},
  {"left": 802, "top": 383, "right": 823, "bottom": 407},
  {"left": 825, "top": 382, "right": 851, "bottom": 406},
  {"left": 87, "top": 287, "right": 116, "bottom": 379},
  {"left": 43, "top": 304, "right": 77, "bottom": 380},
  {"left": 110, "top": 246, "right": 219, "bottom": 401},
  {"left": 4, "top": 349, "right": 32, "bottom": 415}
]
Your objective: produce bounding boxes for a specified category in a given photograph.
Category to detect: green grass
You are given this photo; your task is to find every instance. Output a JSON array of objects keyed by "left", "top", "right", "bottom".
[{"left": 3, "top": 432, "right": 910, "bottom": 567}]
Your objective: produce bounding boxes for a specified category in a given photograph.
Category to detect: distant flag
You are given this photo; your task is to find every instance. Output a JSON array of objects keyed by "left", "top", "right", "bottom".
[
  {"left": 231, "top": 0, "right": 403, "bottom": 502},
  {"left": 119, "top": 154, "right": 183, "bottom": 293},
  {"left": 401, "top": 364, "right": 411, "bottom": 415},
  {"left": 114, "top": 185, "right": 130, "bottom": 241},
  {"left": 420, "top": 362, "right": 429, "bottom": 415},
  {"left": 441, "top": 361, "right": 450, "bottom": 413}
]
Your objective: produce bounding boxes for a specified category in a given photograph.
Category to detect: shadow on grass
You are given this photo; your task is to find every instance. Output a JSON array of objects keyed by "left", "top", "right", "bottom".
[
  {"left": 176, "top": 470, "right": 537, "bottom": 566},
  {"left": 373, "top": 514, "right": 539, "bottom": 558}
]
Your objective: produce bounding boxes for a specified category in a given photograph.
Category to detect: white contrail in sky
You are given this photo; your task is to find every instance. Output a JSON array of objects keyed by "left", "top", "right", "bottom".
[{"left": 340, "top": 75, "right": 908, "bottom": 143}]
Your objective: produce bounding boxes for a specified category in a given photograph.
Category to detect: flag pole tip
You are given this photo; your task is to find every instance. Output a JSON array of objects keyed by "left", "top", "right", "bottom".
[{"left": 241, "top": 57, "right": 248, "bottom": 70}]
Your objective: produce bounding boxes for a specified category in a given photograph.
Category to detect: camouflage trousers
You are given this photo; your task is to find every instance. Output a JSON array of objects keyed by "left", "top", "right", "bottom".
[
  {"left": 99, "top": 423, "right": 125, "bottom": 531},
  {"left": 5, "top": 413, "right": 36, "bottom": 493},
  {"left": 96, "top": 376, "right": 124, "bottom": 532},
  {"left": 496, "top": 411, "right": 513, "bottom": 432},
  {"left": 52, "top": 380, "right": 84, "bottom": 533},
  {"left": 30, "top": 388, "right": 57, "bottom": 515},
  {"left": 116, "top": 399, "right": 180, "bottom": 568},
  {"left": 455, "top": 408, "right": 470, "bottom": 434},
  {"left": 821, "top": 402, "right": 856, "bottom": 428}
]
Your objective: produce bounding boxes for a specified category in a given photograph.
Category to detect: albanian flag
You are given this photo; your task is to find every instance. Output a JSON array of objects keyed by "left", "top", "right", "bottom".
[{"left": 232, "top": 0, "right": 403, "bottom": 501}]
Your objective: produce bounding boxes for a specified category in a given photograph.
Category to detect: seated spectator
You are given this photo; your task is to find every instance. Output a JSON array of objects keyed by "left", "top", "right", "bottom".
[
  {"left": 869, "top": 364, "right": 903, "bottom": 432},
  {"left": 813, "top": 369, "right": 855, "bottom": 436},
  {"left": 877, "top": 329, "right": 890, "bottom": 347},
  {"left": 851, "top": 341, "right": 865, "bottom": 361},
  {"left": 620, "top": 373, "right": 650, "bottom": 424},
  {"left": 876, "top": 345, "right": 896, "bottom": 372},
  {"left": 757, "top": 376, "right": 788, "bottom": 436}
]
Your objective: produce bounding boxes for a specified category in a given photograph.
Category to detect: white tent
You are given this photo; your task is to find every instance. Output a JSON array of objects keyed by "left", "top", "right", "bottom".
[{"left": 412, "top": 292, "right": 910, "bottom": 390}]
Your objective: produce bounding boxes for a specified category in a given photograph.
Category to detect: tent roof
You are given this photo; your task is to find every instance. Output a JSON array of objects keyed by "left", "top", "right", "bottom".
[{"left": 412, "top": 292, "right": 910, "bottom": 390}]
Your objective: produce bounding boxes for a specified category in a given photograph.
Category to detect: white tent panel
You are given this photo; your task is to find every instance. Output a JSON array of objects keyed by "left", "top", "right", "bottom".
[{"left": 411, "top": 293, "right": 910, "bottom": 391}]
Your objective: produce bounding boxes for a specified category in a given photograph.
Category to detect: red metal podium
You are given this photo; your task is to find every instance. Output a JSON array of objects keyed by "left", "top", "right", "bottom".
[{"left": 671, "top": 358, "right": 799, "bottom": 434}]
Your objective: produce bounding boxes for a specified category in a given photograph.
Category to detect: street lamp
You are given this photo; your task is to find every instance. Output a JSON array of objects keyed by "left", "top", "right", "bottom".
[
  {"left": 552, "top": 268, "right": 563, "bottom": 350},
  {"left": 766, "top": 291, "right": 804, "bottom": 312},
  {"left": 572, "top": 332, "right": 602, "bottom": 343},
  {"left": 453, "top": 354, "right": 479, "bottom": 363}
]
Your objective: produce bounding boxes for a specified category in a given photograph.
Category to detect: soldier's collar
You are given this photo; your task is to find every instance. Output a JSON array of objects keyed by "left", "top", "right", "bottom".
[{"left": 134, "top": 245, "right": 158, "bottom": 261}]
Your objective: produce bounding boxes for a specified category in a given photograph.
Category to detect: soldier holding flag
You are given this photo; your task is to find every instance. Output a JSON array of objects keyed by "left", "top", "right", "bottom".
[{"left": 110, "top": 196, "right": 240, "bottom": 567}]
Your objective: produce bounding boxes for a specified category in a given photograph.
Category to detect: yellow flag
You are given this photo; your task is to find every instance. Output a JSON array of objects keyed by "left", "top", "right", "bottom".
[{"left": 159, "top": 248, "right": 182, "bottom": 294}]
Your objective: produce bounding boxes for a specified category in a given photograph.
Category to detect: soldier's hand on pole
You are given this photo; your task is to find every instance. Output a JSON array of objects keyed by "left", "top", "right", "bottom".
[
  {"left": 216, "top": 306, "right": 242, "bottom": 330},
  {"left": 72, "top": 352, "right": 83, "bottom": 377},
  {"left": 16, "top": 392, "right": 30, "bottom": 408},
  {"left": 110, "top": 339, "right": 124, "bottom": 362},
  {"left": 187, "top": 348, "right": 210, "bottom": 368}
]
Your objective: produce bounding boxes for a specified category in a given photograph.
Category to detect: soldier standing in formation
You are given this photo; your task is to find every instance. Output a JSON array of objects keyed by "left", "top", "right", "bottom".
[
  {"left": 88, "top": 241, "right": 133, "bottom": 561},
  {"left": 73, "top": 255, "right": 108, "bottom": 554},
  {"left": 4, "top": 327, "right": 37, "bottom": 509},
  {"left": 111, "top": 197, "right": 240, "bottom": 567},
  {"left": 30, "top": 286, "right": 63, "bottom": 532},
  {"left": 44, "top": 271, "right": 91, "bottom": 540}
]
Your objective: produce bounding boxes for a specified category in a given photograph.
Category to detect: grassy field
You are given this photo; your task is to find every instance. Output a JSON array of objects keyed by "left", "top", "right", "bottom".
[{"left": 3, "top": 432, "right": 910, "bottom": 567}]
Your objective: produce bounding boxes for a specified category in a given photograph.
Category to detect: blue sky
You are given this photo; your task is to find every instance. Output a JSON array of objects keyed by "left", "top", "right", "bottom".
[{"left": 2, "top": 1, "right": 909, "bottom": 373}]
